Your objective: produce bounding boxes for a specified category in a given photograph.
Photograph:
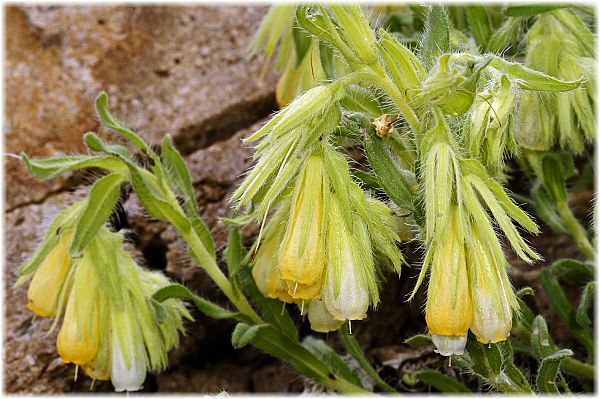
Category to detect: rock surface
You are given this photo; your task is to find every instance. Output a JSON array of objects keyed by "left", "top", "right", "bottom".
[
  {"left": 4, "top": 5, "right": 277, "bottom": 211},
  {"left": 4, "top": 4, "right": 280, "bottom": 393}
]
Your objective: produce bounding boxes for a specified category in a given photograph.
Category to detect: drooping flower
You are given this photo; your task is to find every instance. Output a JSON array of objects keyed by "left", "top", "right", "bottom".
[
  {"left": 26, "top": 231, "right": 74, "bottom": 317},
  {"left": 252, "top": 204, "right": 296, "bottom": 304},
  {"left": 424, "top": 207, "right": 473, "bottom": 356},
  {"left": 19, "top": 204, "right": 191, "bottom": 392},
  {"left": 466, "top": 221, "right": 519, "bottom": 344},
  {"left": 322, "top": 199, "right": 373, "bottom": 321},
  {"left": 278, "top": 155, "right": 327, "bottom": 300},
  {"left": 56, "top": 253, "right": 100, "bottom": 366}
]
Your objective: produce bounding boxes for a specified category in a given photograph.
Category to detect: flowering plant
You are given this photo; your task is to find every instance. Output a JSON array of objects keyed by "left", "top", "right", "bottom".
[{"left": 16, "top": 3, "right": 594, "bottom": 394}]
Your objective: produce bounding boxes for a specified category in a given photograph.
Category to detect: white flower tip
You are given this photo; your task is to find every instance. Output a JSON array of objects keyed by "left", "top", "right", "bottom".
[{"left": 431, "top": 334, "right": 467, "bottom": 356}]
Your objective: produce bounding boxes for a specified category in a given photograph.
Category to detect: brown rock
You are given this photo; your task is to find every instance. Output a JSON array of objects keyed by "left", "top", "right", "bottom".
[{"left": 5, "top": 5, "right": 277, "bottom": 210}]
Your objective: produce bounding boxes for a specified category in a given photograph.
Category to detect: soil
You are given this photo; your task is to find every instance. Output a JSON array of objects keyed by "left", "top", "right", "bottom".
[{"left": 4, "top": 5, "right": 594, "bottom": 394}]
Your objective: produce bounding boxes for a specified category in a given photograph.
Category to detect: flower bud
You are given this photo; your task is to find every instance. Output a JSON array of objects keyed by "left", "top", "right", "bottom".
[
  {"left": 466, "top": 224, "right": 518, "bottom": 344},
  {"left": 307, "top": 301, "right": 344, "bottom": 333},
  {"left": 26, "top": 233, "right": 73, "bottom": 317},
  {"left": 425, "top": 207, "right": 472, "bottom": 356},
  {"left": 57, "top": 255, "right": 99, "bottom": 365},
  {"left": 278, "top": 155, "right": 326, "bottom": 300},
  {"left": 465, "top": 75, "right": 517, "bottom": 174}
]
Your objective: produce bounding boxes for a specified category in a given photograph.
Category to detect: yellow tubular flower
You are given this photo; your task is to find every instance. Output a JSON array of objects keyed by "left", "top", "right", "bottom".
[
  {"left": 26, "top": 234, "right": 73, "bottom": 317},
  {"left": 278, "top": 155, "right": 326, "bottom": 300},
  {"left": 57, "top": 256, "right": 99, "bottom": 365},
  {"left": 425, "top": 208, "right": 473, "bottom": 356},
  {"left": 82, "top": 293, "right": 111, "bottom": 381},
  {"left": 467, "top": 223, "right": 518, "bottom": 344},
  {"left": 252, "top": 228, "right": 296, "bottom": 304}
]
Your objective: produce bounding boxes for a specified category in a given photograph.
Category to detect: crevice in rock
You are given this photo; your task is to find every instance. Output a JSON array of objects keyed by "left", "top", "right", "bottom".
[
  {"left": 173, "top": 90, "right": 277, "bottom": 155},
  {"left": 5, "top": 186, "right": 72, "bottom": 213}
]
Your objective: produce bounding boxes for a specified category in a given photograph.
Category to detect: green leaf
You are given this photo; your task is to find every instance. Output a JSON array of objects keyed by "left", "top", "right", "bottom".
[
  {"left": 318, "top": 40, "right": 337, "bottom": 80},
  {"left": 224, "top": 225, "right": 244, "bottom": 278},
  {"left": 404, "top": 334, "right": 432, "bottom": 348},
  {"left": 357, "top": 114, "right": 417, "bottom": 212},
  {"left": 500, "top": 342, "right": 534, "bottom": 393},
  {"left": 21, "top": 153, "right": 125, "bottom": 180},
  {"left": 421, "top": 4, "right": 450, "bottom": 70},
  {"left": 237, "top": 267, "right": 298, "bottom": 342},
  {"left": 302, "top": 336, "right": 363, "bottom": 388},
  {"left": 339, "top": 324, "right": 397, "bottom": 393},
  {"left": 231, "top": 323, "right": 332, "bottom": 384},
  {"left": 576, "top": 282, "right": 594, "bottom": 327},
  {"left": 550, "top": 258, "right": 594, "bottom": 284},
  {"left": 70, "top": 173, "right": 124, "bottom": 258},
  {"left": 161, "top": 134, "right": 215, "bottom": 257},
  {"left": 536, "top": 349, "right": 573, "bottom": 393},
  {"left": 84, "top": 132, "right": 133, "bottom": 160},
  {"left": 96, "top": 93, "right": 155, "bottom": 158},
  {"left": 531, "top": 182, "right": 569, "bottom": 235},
  {"left": 405, "top": 370, "right": 471, "bottom": 393},
  {"left": 153, "top": 283, "right": 248, "bottom": 322},
  {"left": 504, "top": 4, "right": 570, "bottom": 17},
  {"left": 531, "top": 315, "right": 557, "bottom": 359},
  {"left": 122, "top": 159, "right": 191, "bottom": 233},
  {"left": 539, "top": 268, "right": 594, "bottom": 355},
  {"left": 489, "top": 56, "right": 583, "bottom": 91},
  {"left": 540, "top": 152, "right": 574, "bottom": 204},
  {"left": 466, "top": 6, "right": 492, "bottom": 52},
  {"left": 465, "top": 335, "right": 502, "bottom": 379},
  {"left": 292, "top": 22, "right": 312, "bottom": 66}
]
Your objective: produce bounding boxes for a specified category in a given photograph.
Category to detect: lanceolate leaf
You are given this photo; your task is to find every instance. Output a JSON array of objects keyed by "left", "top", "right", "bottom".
[
  {"left": 21, "top": 153, "right": 125, "bottom": 180},
  {"left": 339, "top": 324, "right": 397, "bottom": 393},
  {"left": 70, "top": 173, "right": 124, "bottom": 258},
  {"left": 161, "top": 134, "right": 216, "bottom": 257},
  {"left": 224, "top": 225, "right": 244, "bottom": 278},
  {"left": 406, "top": 370, "right": 471, "bottom": 393},
  {"left": 504, "top": 4, "right": 570, "bottom": 17},
  {"left": 421, "top": 4, "right": 450, "bottom": 70},
  {"left": 536, "top": 349, "right": 573, "bottom": 393},
  {"left": 466, "top": 6, "right": 493, "bottom": 52},
  {"left": 153, "top": 283, "right": 249, "bottom": 322},
  {"left": 539, "top": 268, "right": 594, "bottom": 355},
  {"left": 550, "top": 258, "right": 594, "bottom": 284},
  {"left": 576, "top": 282, "right": 594, "bottom": 327},
  {"left": 231, "top": 323, "right": 332, "bottom": 384},
  {"left": 359, "top": 114, "right": 417, "bottom": 212},
  {"left": 302, "top": 336, "right": 363, "bottom": 388}
]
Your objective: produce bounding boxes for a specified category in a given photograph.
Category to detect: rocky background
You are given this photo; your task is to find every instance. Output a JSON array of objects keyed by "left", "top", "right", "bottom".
[{"left": 4, "top": 5, "right": 592, "bottom": 394}]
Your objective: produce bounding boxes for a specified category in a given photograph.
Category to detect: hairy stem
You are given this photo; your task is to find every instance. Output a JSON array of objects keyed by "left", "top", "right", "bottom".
[{"left": 556, "top": 201, "right": 595, "bottom": 260}]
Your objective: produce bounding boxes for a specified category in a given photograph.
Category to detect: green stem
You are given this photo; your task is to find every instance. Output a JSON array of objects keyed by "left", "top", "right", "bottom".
[
  {"left": 561, "top": 357, "right": 595, "bottom": 380},
  {"left": 556, "top": 201, "right": 595, "bottom": 260},
  {"left": 183, "top": 228, "right": 263, "bottom": 324}
]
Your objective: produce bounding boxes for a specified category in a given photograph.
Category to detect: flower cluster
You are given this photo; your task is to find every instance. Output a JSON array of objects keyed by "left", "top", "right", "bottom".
[
  {"left": 17, "top": 202, "right": 191, "bottom": 391},
  {"left": 518, "top": 11, "right": 595, "bottom": 153},
  {"left": 236, "top": 90, "right": 404, "bottom": 331},
  {"left": 415, "top": 116, "right": 539, "bottom": 355}
]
